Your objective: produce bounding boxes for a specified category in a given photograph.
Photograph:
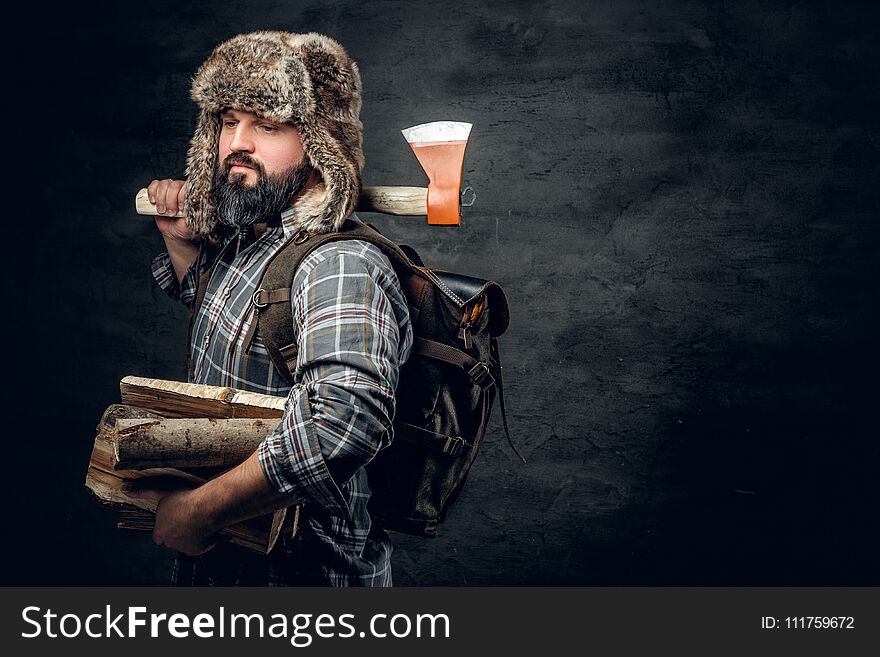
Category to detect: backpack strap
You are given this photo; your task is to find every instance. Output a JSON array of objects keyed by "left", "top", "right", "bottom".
[
  {"left": 185, "top": 223, "right": 270, "bottom": 379},
  {"left": 413, "top": 335, "right": 527, "bottom": 464},
  {"left": 254, "top": 218, "right": 416, "bottom": 385},
  {"left": 491, "top": 337, "right": 527, "bottom": 464},
  {"left": 412, "top": 337, "right": 497, "bottom": 389}
]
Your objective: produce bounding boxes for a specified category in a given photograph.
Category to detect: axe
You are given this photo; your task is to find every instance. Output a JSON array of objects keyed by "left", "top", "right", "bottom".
[{"left": 135, "top": 121, "right": 474, "bottom": 226}]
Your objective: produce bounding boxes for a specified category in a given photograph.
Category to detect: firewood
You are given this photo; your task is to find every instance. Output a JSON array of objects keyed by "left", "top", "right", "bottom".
[
  {"left": 112, "top": 417, "right": 275, "bottom": 469},
  {"left": 85, "top": 403, "right": 296, "bottom": 553}
]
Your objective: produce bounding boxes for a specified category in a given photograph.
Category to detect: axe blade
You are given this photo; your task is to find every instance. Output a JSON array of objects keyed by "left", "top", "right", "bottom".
[{"left": 402, "top": 121, "right": 472, "bottom": 226}]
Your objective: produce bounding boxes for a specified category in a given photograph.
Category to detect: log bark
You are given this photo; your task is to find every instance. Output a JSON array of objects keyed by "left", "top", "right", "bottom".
[{"left": 113, "top": 417, "right": 275, "bottom": 469}]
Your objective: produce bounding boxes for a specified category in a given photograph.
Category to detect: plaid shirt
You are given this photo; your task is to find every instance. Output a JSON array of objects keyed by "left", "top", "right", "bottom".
[{"left": 151, "top": 210, "right": 413, "bottom": 586}]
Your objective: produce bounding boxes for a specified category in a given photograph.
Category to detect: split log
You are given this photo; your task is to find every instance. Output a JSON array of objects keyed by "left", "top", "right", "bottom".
[
  {"left": 113, "top": 417, "right": 275, "bottom": 470},
  {"left": 119, "top": 376, "right": 286, "bottom": 419}
]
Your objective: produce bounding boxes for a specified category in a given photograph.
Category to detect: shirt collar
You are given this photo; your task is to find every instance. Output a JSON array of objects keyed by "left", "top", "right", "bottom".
[
  {"left": 280, "top": 207, "right": 298, "bottom": 239},
  {"left": 279, "top": 207, "right": 361, "bottom": 239}
]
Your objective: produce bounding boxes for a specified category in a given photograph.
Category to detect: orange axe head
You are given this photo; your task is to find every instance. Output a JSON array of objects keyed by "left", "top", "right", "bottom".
[{"left": 402, "top": 121, "right": 472, "bottom": 226}]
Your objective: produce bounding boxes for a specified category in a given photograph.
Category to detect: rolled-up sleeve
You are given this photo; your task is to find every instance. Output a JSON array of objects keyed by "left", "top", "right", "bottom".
[
  {"left": 258, "top": 242, "right": 408, "bottom": 518},
  {"left": 151, "top": 252, "right": 200, "bottom": 307}
]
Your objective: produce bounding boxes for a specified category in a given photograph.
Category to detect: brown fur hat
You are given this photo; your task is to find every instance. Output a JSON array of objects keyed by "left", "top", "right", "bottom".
[{"left": 184, "top": 31, "right": 364, "bottom": 243}]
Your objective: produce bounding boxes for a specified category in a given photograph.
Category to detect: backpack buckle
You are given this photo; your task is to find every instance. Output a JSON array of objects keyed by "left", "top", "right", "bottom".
[
  {"left": 468, "top": 361, "right": 495, "bottom": 388},
  {"left": 293, "top": 229, "right": 313, "bottom": 245},
  {"left": 252, "top": 288, "right": 269, "bottom": 308},
  {"left": 443, "top": 435, "right": 467, "bottom": 457}
]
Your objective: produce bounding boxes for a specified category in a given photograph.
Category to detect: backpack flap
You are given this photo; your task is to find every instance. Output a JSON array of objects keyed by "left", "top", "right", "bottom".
[
  {"left": 482, "top": 282, "right": 510, "bottom": 337},
  {"left": 429, "top": 270, "right": 511, "bottom": 337}
]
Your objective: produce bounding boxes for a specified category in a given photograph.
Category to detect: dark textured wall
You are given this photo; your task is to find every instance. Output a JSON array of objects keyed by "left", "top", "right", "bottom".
[{"left": 6, "top": 0, "right": 878, "bottom": 585}]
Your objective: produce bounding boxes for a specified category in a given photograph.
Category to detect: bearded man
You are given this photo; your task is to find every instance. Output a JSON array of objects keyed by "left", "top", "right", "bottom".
[{"left": 140, "top": 31, "right": 413, "bottom": 586}]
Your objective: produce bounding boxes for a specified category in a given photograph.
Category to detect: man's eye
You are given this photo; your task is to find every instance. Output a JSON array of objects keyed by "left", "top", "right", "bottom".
[
  {"left": 260, "top": 125, "right": 278, "bottom": 133},
  {"left": 223, "top": 121, "right": 237, "bottom": 128}
]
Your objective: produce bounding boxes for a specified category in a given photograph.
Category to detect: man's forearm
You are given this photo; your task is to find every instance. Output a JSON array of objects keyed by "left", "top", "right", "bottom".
[
  {"left": 135, "top": 449, "right": 298, "bottom": 556},
  {"left": 194, "top": 450, "right": 299, "bottom": 533},
  {"left": 162, "top": 233, "right": 200, "bottom": 284}
]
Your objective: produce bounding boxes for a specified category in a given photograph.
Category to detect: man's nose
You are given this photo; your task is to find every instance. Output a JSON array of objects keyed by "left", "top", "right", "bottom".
[{"left": 228, "top": 125, "right": 255, "bottom": 153}]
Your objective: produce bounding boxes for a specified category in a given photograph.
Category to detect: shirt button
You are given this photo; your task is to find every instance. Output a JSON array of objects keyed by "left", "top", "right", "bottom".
[
  {"left": 223, "top": 287, "right": 231, "bottom": 298},
  {"left": 203, "top": 335, "right": 210, "bottom": 345}
]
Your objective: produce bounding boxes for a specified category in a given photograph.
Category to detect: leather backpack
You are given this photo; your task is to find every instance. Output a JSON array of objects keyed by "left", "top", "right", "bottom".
[{"left": 192, "top": 216, "right": 525, "bottom": 537}]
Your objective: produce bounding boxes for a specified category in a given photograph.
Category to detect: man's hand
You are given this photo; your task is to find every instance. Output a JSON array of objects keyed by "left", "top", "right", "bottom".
[
  {"left": 121, "top": 452, "right": 298, "bottom": 557},
  {"left": 148, "top": 178, "right": 195, "bottom": 242},
  {"left": 148, "top": 178, "right": 199, "bottom": 283},
  {"left": 123, "top": 477, "right": 219, "bottom": 556}
]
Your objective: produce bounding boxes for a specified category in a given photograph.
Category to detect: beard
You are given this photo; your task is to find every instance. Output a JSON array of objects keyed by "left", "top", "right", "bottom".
[{"left": 211, "top": 153, "right": 314, "bottom": 229}]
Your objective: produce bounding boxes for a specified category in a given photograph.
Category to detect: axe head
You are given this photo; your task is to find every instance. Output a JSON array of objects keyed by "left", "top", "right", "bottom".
[{"left": 402, "top": 121, "right": 472, "bottom": 225}]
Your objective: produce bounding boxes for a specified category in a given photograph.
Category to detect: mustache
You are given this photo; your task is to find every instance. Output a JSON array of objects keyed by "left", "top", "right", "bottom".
[{"left": 223, "top": 153, "right": 266, "bottom": 177}]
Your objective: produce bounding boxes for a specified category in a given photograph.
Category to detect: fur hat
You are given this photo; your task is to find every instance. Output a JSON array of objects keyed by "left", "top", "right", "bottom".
[{"left": 184, "top": 31, "right": 364, "bottom": 243}]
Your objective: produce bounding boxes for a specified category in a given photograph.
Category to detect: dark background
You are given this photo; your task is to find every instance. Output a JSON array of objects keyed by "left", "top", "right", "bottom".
[{"left": 4, "top": 0, "right": 877, "bottom": 585}]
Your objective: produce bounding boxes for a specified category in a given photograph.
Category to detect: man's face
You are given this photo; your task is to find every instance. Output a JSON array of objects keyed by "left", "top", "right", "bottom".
[
  {"left": 212, "top": 109, "right": 316, "bottom": 228},
  {"left": 218, "top": 109, "right": 308, "bottom": 183}
]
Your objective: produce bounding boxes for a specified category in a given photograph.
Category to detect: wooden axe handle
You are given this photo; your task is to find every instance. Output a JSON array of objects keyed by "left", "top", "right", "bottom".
[
  {"left": 356, "top": 186, "right": 427, "bottom": 215},
  {"left": 135, "top": 186, "right": 428, "bottom": 218}
]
